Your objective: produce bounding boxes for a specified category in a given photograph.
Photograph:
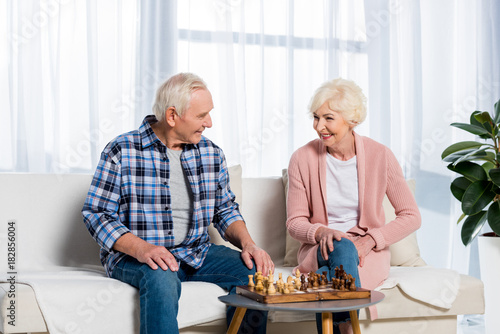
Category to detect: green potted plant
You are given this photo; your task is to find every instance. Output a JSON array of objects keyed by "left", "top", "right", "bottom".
[
  {"left": 441, "top": 99, "right": 500, "bottom": 334},
  {"left": 441, "top": 99, "right": 500, "bottom": 246}
]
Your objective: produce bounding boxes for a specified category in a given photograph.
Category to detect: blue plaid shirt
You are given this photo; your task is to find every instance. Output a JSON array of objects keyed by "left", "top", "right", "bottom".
[{"left": 82, "top": 115, "right": 243, "bottom": 277}]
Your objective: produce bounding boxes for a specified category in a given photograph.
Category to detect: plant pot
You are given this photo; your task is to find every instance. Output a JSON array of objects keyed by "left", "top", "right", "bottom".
[{"left": 478, "top": 233, "right": 500, "bottom": 334}]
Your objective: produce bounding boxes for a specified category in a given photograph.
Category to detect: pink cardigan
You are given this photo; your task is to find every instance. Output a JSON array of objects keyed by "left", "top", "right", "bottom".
[{"left": 286, "top": 132, "right": 421, "bottom": 290}]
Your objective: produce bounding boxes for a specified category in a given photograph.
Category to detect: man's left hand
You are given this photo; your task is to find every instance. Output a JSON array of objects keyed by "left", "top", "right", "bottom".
[{"left": 241, "top": 244, "right": 275, "bottom": 275}]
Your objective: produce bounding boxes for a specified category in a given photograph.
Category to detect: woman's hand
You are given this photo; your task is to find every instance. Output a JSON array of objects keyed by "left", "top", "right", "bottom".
[
  {"left": 315, "top": 227, "right": 348, "bottom": 261},
  {"left": 353, "top": 235, "right": 376, "bottom": 267}
]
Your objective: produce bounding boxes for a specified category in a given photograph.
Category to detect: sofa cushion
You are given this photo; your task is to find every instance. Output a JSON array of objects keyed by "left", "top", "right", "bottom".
[
  {"left": 208, "top": 165, "right": 243, "bottom": 250},
  {"left": 384, "top": 180, "right": 425, "bottom": 266},
  {"left": 282, "top": 169, "right": 425, "bottom": 267},
  {"left": 282, "top": 169, "right": 301, "bottom": 267},
  {"left": 228, "top": 164, "right": 243, "bottom": 207}
]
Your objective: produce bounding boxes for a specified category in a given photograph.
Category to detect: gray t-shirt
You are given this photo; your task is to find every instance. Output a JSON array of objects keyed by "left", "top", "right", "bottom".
[{"left": 167, "top": 148, "right": 193, "bottom": 246}]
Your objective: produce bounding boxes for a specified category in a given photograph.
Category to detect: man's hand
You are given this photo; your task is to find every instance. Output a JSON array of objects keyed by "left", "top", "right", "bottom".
[
  {"left": 113, "top": 233, "right": 179, "bottom": 271},
  {"left": 241, "top": 243, "right": 275, "bottom": 275},
  {"left": 134, "top": 242, "right": 179, "bottom": 271},
  {"left": 224, "top": 220, "right": 275, "bottom": 275},
  {"left": 315, "top": 226, "right": 349, "bottom": 261},
  {"left": 352, "top": 235, "right": 376, "bottom": 267}
]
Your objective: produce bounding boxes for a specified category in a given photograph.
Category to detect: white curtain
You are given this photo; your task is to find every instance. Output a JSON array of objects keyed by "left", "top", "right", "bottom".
[
  {"left": 1, "top": 1, "right": 138, "bottom": 173},
  {"left": 175, "top": 0, "right": 368, "bottom": 176},
  {"left": 2, "top": 0, "right": 500, "bottom": 276},
  {"left": 362, "top": 0, "right": 500, "bottom": 274}
]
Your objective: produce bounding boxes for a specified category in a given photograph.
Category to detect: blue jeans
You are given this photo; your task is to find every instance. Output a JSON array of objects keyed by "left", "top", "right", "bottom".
[
  {"left": 111, "top": 244, "right": 267, "bottom": 334},
  {"left": 315, "top": 238, "right": 361, "bottom": 334}
]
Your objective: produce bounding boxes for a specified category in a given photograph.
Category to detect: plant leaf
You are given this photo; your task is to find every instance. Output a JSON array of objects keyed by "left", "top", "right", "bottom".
[
  {"left": 450, "top": 148, "right": 489, "bottom": 165},
  {"left": 490, "top": 168, "right": 500, "bottom": 187},
  {"left": 473, "top": 111, "right": 493, "bottom": 125},
  {"left": 488, "top": 201, "right": 500, "bottom": 235},
  {"left": 443, "top": 149, "right": 487, "bottom": 164},
  {"left": 471, "top": 111, "right": 494, "bottom": 139},
  {"left": 482, "top": 161, "right": 496, "bottom": 173},
  {"left": 470, "top": 111, "right": 484, "bottom": 127},
  {"left": 450, "top": 177, "right": 472, "bottom": 201},
  {"left": 461, "top": 210, "right": 488, "bottom": 246},
  {"left": 441, "top": 141, "right": 484, "bottom": 159},
  {"left": 494, "top": 99, "right": 500, "bottom": 124},
  {"left": 447, "top": 161, "right": 488, "bottom": 181},
  {"left": 461, "top": 180, "right": 496, "bottom": 215},
  {"left": 457, "top": 212, "right": 467, "bottom": 224},
  {"left": 451, "top": 122, "right": 491, "bottom": 136}
]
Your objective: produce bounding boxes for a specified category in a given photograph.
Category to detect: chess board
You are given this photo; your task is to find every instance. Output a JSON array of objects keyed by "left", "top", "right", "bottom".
[{"left": 236, "top": 285, "right": 371, "bottom": 304}]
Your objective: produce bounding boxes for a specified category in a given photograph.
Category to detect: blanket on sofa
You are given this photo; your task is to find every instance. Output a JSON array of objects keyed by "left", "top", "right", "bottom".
[
  {"left": 377, "top": 266, "right": 461, "bottom": 309},
  {"left": 14, "top": 268, "right": 227, "bottom": 334}
]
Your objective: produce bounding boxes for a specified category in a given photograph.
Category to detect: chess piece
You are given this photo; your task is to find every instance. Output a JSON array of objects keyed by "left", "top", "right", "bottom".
[
  {"left": 320, "top": 274, "right": 327, "bottom": 287},
  {"left": 248, "top": 275, "right": 255, "bottom": 290},
  {"left": 349, "top": 277, "right": 356, "bottom": 291},
  {"left": 268, "top": 271, "right": 274, "bottom": 286},
  {"left": 339, "top": 265, "right": 345, "bottom": 278},
  {"left": 255, "top": 275, "right": 264, "bottom": 292},
  {"left": 312, "top": 274, "right": 319, "bottom": 289},
  {"left": 286, "top": 276, "right": 294, "bottom": 292},
  {"left": 300, "top": 274, "right": 307, "bottom": 291},
  {"left": 334, "top": 278, "right": 340, "bottom": 289},
  {"left": 268, "top": 282, "right": 276, "bottom": 295},
  {"left": 277, "top": 273, "right": 285, "bottom": 290},
  {"left": 295, "top": 278, "right": 301, "bottom": 291}
]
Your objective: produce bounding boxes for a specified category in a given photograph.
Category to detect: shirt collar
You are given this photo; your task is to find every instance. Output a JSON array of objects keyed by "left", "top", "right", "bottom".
[{"left": 139, "top": 115, "right": 164, "bottom": 149}]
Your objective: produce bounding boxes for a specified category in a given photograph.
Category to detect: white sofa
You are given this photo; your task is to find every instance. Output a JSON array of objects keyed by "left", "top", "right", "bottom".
[{"left": 0, "top": 170, "right": 484, "bottom": 334}]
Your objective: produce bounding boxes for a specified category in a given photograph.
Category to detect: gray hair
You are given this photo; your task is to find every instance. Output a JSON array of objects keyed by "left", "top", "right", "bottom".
[
  {"left": 308, "top": 78, "right": 367, "bottom": 126},
  {"left": 153, "top": 73, "right": 208, "bottom": 121}
]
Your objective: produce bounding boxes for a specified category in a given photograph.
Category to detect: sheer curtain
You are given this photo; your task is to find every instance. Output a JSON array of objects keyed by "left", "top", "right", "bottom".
[
  {"left": 362, "top": 0, "right": 500, "bottom": 274},
  {"left": 175, "top": 0, "right": 369, "bottom": 175},
  {"left": 1, "top": 1, "right": 138, "bottom": 173},
  {"left": 2, "top": 0, "right": 500, "bottom": 275}
]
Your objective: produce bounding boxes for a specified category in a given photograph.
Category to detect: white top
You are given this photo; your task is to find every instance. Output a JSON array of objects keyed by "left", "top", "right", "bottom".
[{"left": 326, "top": 154, "right": 359, "bottom": 233}]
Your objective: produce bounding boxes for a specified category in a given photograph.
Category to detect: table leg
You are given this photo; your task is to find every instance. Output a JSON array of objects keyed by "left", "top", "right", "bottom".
[
  {"left": 227, "top": 307, "right": 247, "bottom": 334},
  {"left": 321, "top": 312, "right": 334, "bottom": 334},
  {"left": 349, "top": 310, "right": 361, "bottom": 334}
]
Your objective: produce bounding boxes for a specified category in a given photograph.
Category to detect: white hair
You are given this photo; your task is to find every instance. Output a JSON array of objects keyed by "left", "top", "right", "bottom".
[
  {"left": 152, "top": 73, "right": 208, "bottom": 121},
  {"left": 308, "top": 78, "right": 367, "bottom": 126}
]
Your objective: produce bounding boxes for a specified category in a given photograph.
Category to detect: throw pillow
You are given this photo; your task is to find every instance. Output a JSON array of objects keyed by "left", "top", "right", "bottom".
[
  {"left": 208, "top": 165, "right": 242, "bottom": 250},
  {"left": 387, "top": 180, "right": 426, "bottom": 266},
  {"left": 282, "top": 169, "right": 302, "bottom": 267}
]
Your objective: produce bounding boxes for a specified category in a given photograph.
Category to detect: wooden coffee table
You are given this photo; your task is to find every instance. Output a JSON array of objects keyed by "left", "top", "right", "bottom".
[{"left": 219, "top": 290, "right": 384, "bottom": 334}]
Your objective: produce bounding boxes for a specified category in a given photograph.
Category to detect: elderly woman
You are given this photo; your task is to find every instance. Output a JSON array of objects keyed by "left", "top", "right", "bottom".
[{"left": 286, "top": 78, "right": 421, "bottom": 334}]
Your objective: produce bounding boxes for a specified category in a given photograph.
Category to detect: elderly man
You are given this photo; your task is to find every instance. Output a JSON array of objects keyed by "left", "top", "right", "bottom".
[{"left": 82, "top": 73, "right": 274, "bottom": 333}]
